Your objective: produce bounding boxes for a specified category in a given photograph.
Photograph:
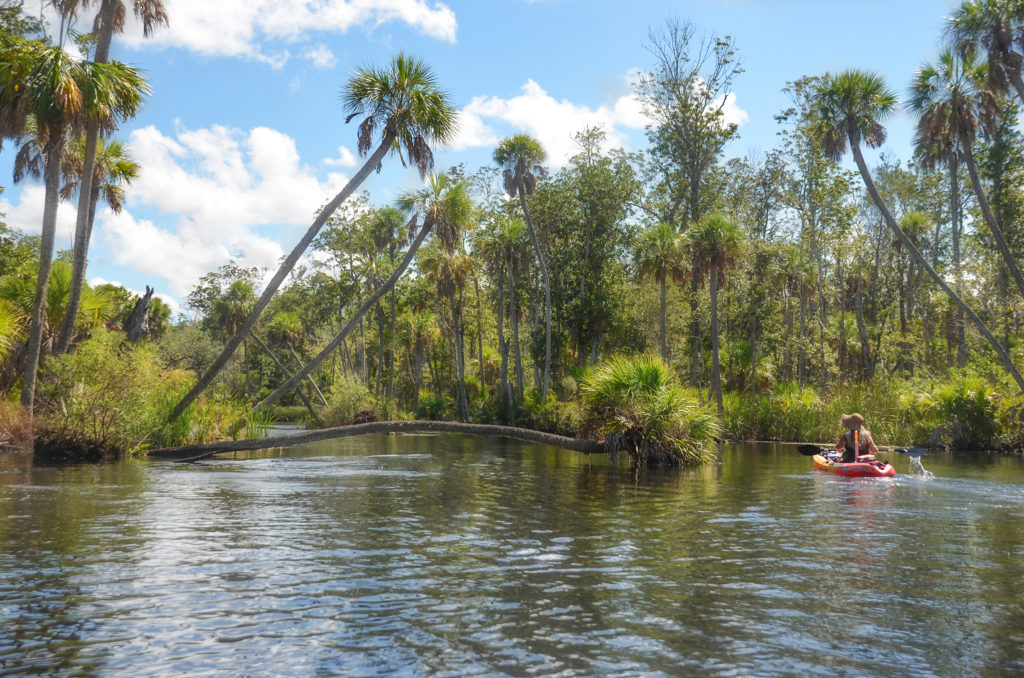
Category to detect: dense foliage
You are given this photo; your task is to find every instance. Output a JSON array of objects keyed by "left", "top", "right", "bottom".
[{"left": 4, "top": 2, "right": 1024, "bottom": 463}]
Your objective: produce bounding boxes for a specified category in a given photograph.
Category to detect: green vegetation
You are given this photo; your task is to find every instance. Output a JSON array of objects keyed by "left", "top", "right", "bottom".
[{"left": 5, "top": 2, "right": 1024, "bottom": 465}]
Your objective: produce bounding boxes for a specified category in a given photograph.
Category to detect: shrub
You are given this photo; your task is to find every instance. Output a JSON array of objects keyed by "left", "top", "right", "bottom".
[
  {"left": 320, "top": 376, "right": 377, "bottom": 426},
  {"left": 581, "top": 354, "right": 720, "bottom": 466}
]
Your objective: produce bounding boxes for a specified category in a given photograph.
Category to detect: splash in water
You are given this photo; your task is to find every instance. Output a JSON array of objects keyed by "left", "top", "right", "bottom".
[{"left": 908, "top": 456, "right": 935, "bottom": 479}]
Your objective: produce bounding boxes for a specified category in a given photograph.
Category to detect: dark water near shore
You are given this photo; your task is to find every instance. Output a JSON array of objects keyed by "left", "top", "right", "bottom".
[{"left": 1, "top": 436, "right": 1023, "bottom": 676}]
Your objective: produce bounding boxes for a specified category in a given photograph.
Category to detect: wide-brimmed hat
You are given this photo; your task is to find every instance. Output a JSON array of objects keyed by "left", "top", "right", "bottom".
[{"left": 841, "top": 413, "right": 865, "bottom": 429}]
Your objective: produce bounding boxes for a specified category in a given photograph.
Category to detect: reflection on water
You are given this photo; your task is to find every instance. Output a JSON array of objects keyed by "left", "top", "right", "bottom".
[{"left": 1, "top": 437, "right": 1023, "bottom": 676}]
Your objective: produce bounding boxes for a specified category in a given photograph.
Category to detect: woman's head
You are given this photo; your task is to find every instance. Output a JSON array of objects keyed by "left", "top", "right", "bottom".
[{"left": 841, "top": 413, "right": 865, "bottom": 430}]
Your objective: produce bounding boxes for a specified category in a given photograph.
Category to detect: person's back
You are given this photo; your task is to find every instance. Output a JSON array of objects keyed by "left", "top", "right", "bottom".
[{"left": 836, "top": 413, "right": 879, "bottom": 462}]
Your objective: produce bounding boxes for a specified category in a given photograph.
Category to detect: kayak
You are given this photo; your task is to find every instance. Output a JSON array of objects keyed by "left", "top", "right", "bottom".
[{"left": 812, "top": 453, "right": 895, "bottom": 478}]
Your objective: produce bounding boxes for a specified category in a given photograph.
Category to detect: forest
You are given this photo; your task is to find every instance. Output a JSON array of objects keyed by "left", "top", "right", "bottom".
[{"left": 1, "top": 0, "right": 1023, "bottom": 465}]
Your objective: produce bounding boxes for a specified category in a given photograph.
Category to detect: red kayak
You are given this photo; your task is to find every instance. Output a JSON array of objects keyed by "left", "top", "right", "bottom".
[{"left": 813, "top": 453, "right": 895, "bottom": 478}]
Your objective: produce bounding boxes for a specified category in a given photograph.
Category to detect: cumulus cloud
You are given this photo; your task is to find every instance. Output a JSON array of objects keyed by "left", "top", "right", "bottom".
[
  {"left": 303, "top": 43, "right": 337, "bottom": 69},
  {"left": 117, "top": 0, "right": 457, "bottom": 65},
  {"left": 454, "top": 73, "right": 748, "bottom": 167},
  {"left": 82, "top": 122, "right": 362, "bottom": 299}
]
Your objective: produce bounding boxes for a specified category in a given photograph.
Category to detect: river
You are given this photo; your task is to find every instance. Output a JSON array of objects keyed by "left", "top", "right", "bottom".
[{"left": 1, "top": 435, "right": 1023, "bottom": 676}]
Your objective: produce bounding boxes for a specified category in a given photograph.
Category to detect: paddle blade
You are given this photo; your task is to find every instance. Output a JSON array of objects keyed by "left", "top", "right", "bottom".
[
  {"left": 897, "top": 447, "right": 928, "bottom": 458},
  {"left": 796, "top": 444, "right": 825, "bottom": 456}
]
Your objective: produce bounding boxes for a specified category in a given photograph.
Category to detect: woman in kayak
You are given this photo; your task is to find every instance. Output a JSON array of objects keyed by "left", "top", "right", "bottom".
[{"left": 836, "top": 413, "right": 879, "bottom": 463}]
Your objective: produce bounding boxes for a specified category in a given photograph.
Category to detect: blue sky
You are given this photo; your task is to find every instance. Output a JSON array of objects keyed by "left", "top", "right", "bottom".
[{"left": 0, "top": 0, "right": 961, "bottom": 314}]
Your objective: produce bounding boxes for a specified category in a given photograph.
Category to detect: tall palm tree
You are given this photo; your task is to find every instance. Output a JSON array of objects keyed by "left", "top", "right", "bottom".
[
  {"left": 947, "top": 0, "right": 1024, "bottom": 103},
  {"left": 813, "top": 68, "right": 1024, "bottom": 390},
  {"left": 55, "top": 0, "right": 168, "bottom": 356},
  {"left": 493, "top": 134, "right": 552, "bottom": 400},
  {"left": 636, "top": 222, "right": 687, "bottom": 362},
  {"left": 0, "top": 40, "right": 147, "bottom": 414},
  {"left": 909, "top": 48, "right": 1024, "bottom": 304},
  {"left": 250, "top": 173, "right": 471, "bottom": 418},
  {"left": 170, "top": 53, "right": 457, "bottom": 422},
  {"left": 686, "top": 214, "right": 744, "bottom": 414},
  {"left": 419, "top": 240, "right": 472, "bottom": 420},
  {"left": 369, "top": 206, "right": 406, "bottom": 400},
  {"left": 56, "top": 136, "right": 140, "bottom": 353}
]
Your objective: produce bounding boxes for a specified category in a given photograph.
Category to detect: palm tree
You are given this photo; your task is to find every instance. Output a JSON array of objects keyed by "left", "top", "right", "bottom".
[
  {"left": 636, "top": 222, "right": 687, "bottom": 362},
  {"left": 909, "top": 48, "right": 1024, "bottom": 306},
  {"left": 403, "top": 309, "right": 438, "bottom": 412},
  {"left": 686, "top": 214, "right": 744, "bottom": 415},
  {"left": 0, "top": 40, "right": 147, "bottom": 414},
  {"left": 213, "top": 280, "right": 256, "bottom": 399},
  {"left": 813, "top": 68, "right": 1024, "bottom": 390},
  {"left": 947, "top": 0, "right": 1024, "bottom": 103},
  {"left": 56, "top": 136, "right": 140, "bottom": 353},
  {"left": 170, "top": 53, "right": 457, "bottom": 422},
  {"left": 493, "top": 134, "right": 552, "bottom": 400},
  {"left": 250, "top": 174, "right": 471, "bottom": 418},
  {"left": 369, "top": 206, "right": 406, "bottom": 400},
  {"left": 419, "top": 240, "right": 472, "bottom": 420},
  {"left": 55, "top": 0, "right": 168, "bottom": 356}
]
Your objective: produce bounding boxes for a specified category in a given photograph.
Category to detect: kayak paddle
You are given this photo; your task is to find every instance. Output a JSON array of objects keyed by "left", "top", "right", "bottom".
[
  {"left": 796, "top": 444, "right": 826, "bottom": 456},
  {"left": 893, "top": 447, "right": 927, "bottom": 458}
]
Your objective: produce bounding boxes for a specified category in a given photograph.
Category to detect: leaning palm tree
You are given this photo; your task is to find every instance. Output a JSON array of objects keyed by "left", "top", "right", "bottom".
[
  {"left": 0, "top": 39, "right": 147, "bottom": 414},
  {"left": 947, "top": 0, "right": 1024, "bottom": 103},
  {"left": 54, "top": 0, "right": 168, "bottom": 356},
  {"left": 686, "top": 214, "right": 744, "bottom": 415},
  {"left": 249, "top": 173, "right": 471, "bottom": 418},
  {"left": 813, "top": 68, "right": 1024, "bottom": 390},
  {"left": 493, "top": 134, "right": 551, "bottom": 400},
  {"left": 636, "top": 222, "right": 687, "bottom": 362},
  {"left": 909, "top": 48, "right": 1024, "bottom": 304},
  {"left": 169, "top": 53, "right": 457, "bottom": 422}
]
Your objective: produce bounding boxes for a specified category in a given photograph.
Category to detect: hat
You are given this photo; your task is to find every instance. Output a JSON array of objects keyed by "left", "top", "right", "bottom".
[{"left": 842, "top": 413, "right": 865, "bottom": 429}]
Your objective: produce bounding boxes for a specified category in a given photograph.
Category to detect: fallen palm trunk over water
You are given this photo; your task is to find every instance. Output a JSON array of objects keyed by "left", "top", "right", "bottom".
[{"left": 147, "top": 420, "right": 604, "bottom": 462}]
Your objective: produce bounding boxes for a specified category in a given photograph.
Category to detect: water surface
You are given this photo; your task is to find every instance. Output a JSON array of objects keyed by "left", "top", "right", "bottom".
[{"left": 1, "top": 436, "right": 1023, "bottom": 676}]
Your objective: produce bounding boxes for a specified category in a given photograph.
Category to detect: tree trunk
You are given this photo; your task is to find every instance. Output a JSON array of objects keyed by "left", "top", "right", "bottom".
[
  {"left": 449, "top": 291, "right": 468, "bottom": 421},
  {"left": 659, "top": 269, "right": 668, "bottom": 361},
  {"left": 517, "top": 182, "right": 551, "bottom": 400},
  {"left": 287, "top": 343, "right": 327, "bottom": 406},
  {"left": 509, "top": 267, "right": 524, "bottom": 400},
  {"left": 950, "top": 156, "right": 967, "bottom": 368},
  {"left": 124, "top": 286, "right": 154, "bottom": 343},
  {"left": 709, "top": 265, "right": 723, "bottom": 415},
  {"left": 851, "top": 140, "right": 1024, "bottom": 390},
  {"left": 248, "top": 330, "right": 320, "bottom": 423},
  {"left": 170, "top": 129, "right": 397, "bottom": 422},
  {"left": 497, "top": 269, "right": 510, "bottom": 403},
  {"left": 250, "top": 214, "right": 433, "bottom": 417},
  {"left": 963, "top": 141, "right": 1024, "bottom": 301},
  {"left": 21, "top": 137, "right": 63, "bottom": 414},
  {"left": 855, "top": 258, "right": 873, "bottom": 378},
  {"left": 473, "top": 273, "right": 485, "bottom": 399},
  {"left": 54, "top": 0, "right": 119, "bottom": 356},
  {"left": 689, "top": 273, "right": 700, "bottom": 387}
]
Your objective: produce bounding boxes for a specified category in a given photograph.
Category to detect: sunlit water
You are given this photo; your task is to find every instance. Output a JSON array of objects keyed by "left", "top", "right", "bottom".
[{"left": 2, "top": 435, "right": 1023, "bottom": 676}]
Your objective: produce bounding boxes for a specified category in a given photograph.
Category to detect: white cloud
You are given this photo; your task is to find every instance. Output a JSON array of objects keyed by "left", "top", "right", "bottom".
[
  {"left": 456, "top": 78, "right": 649, "bottom": 166},
  {"left": 0, "top": 184, "right": 78, "bottom": 240},
  {"left": 128, "top": 123, "right": 348, "bottom": 231},
  {"left": 303, "top": 43, "right": 337, "bottom": 69},
  {"left": 454, "top": 73, "right": 749, "bottom": 167},
  {"left": 324, "top": 145, "right": 358, "bottom": 168},
  {"left": 118, "top": 0, "right": 457, "bottom": 64}
]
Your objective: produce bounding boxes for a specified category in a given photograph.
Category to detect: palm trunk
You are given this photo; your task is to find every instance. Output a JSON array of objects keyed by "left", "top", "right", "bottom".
[
  {"left": 517, "top": 183, "right": 551, "bottom": 400},
  {"left": 248, "top": 330, "right": 320, "bottom": 422},
  {"left": 509, "top": 266, "right": 524, "bottom": 400},
  {"left": 473, "top": 273, "right": 485, "bottom": 398},
  {"left": 449, "top": 291, "right": 468, "bottom": 421},
  {"left": 950, "top": 156, "right": 967, "bottom": 368},
  {"left": 249, "top": 214, "right": 432, "bottom": 417},
  {"left": 851, "top": 140, "right": 1024, "bottom": 390},
  {"left": 54, "top": 0, "right": 118, "bottom": 356},
  {"left": 497, "top": 269, "right": 510, "bottom": 402},
  {"left": 962, "top": 141, "right": 1024, "bottom": 301},
  {"left": 243, "top": 337, "right": 252, "bottom": 400},
  {"left": 170, "top": 129, "right": 397, "bottom": 422},
  {"left": 689, "top": 273, "right": 700, "bottom": 387},
  {"left": 709, "top": 265, "right": 723, "bottom": 415},
  {"left": 659, "top": 269, "right": 668, "bottom": 361},
  {"left": 21, "top": 137, "right": 63, "bottom": 414}
]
